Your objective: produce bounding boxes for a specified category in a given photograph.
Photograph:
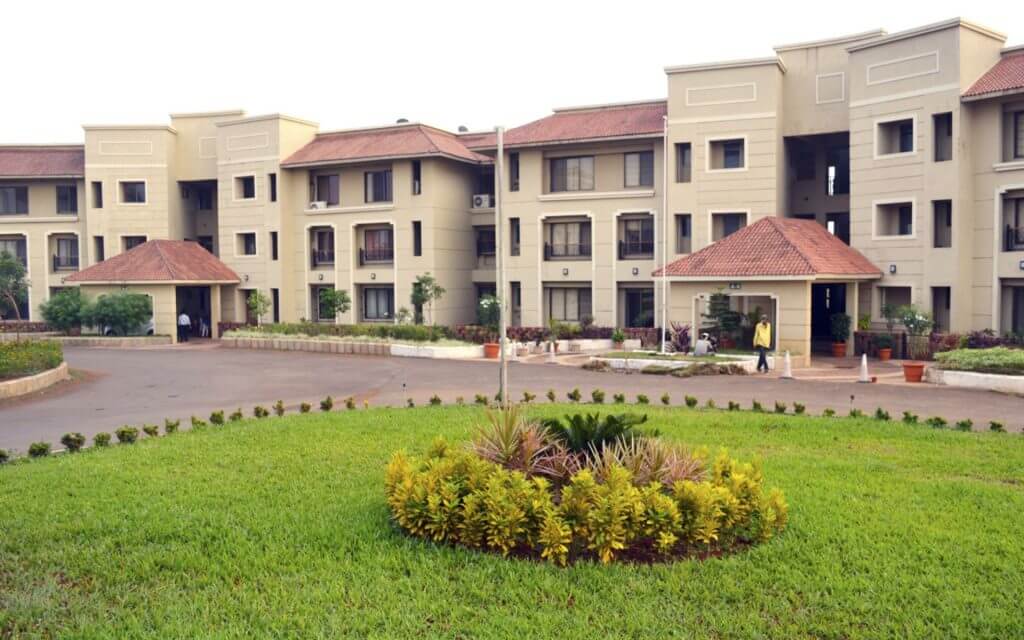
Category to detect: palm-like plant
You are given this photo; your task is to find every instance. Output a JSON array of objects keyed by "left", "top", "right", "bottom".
[
  {"left": 586, "top": 437, "right": 705, "bottom": 487},
  {"left": 541, "top": 412, "right": 652, "bottom": 454},
  {"left": 471, "top": 406, "right": 552, "bottom": 475}
]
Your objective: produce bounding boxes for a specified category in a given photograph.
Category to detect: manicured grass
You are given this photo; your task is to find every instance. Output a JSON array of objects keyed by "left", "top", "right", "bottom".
[
  {"left": 934, "top": 346, "right": 1024, "bottom": 376},
  {"left": 601, "top": 350, "right": 744, "bottom": 362},
  {"left": 2, "top": 405, "right": 1023, "bottom": 638}
]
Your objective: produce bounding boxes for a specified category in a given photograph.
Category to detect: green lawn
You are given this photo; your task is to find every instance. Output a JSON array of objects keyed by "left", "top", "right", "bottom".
[{"left": 2, "top": 406, "right": 1023, "bottom": 639}]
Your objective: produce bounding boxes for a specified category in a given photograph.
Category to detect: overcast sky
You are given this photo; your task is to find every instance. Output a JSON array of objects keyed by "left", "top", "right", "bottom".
[{"left": 2, "top": 0, "right": 1021, "bottom": 143}]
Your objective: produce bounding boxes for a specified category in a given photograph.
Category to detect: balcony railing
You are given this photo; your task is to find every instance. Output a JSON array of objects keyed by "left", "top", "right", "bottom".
[
  {"left": 359, "top": 247, "right": 394, "bottom": 265},
  {"left": 1005, "top": 225, "right": 1024, "bottom": 252},
  {"left": 618, "top": 239, "right": 654, "bottom": 259},
  {"left": 311, "top": 249, "right": 335, "bottom": 268},
  {"left": 52, "top": 254, "right": 79, "bottom": 271},
  {"left": 476, "top": 240, "right": 496, "bottom": 257},
  {"left": 544, "top": 242, "right": 592, "bottom": 260}
]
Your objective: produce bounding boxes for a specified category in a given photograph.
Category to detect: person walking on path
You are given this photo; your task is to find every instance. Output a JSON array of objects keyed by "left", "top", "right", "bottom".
[
  {"left": 177, "top": 311, "right": 192, "bottom": 343},
  {"left": 754, "top": 314, "right": 772, "bottom": 373}
]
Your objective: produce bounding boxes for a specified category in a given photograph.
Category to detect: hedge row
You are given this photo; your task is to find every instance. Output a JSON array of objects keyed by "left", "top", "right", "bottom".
[
  {"left": 0, "top": 321, "right": 50, "bottom": 334},
  {"left": 934, "top": 347, "right": 1024, "bottom": 376},
  {"left": 0, "top": 340, "right": 63, "bottom": 379}
]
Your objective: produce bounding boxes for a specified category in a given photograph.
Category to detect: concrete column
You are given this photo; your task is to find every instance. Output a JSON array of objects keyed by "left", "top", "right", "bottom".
[
  {"left": 847, "top": 281, "right": 858, "bottom": 357},
  {"left": 211, "top": 285, "right": 222, "bottom": 339}
]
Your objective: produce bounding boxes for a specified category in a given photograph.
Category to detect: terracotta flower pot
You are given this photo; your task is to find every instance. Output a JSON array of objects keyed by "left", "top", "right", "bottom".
[
  {"left": 902, "top": 361, "right": 925, "bottom": 383},
  {"left": 613, "top": 341, "right": 624, "bottom": 350},
  {"left": 831, "top": 342, "right": 847, "bottom": 358},
  {"left": 877, "top": 348, "right": 892, "bottom": 362},
  {"left": 483, "top": 342, "right": 500, "bottom": 359}
]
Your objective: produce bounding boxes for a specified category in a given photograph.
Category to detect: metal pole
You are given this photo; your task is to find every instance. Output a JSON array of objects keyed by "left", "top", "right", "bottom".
[
  {"left": 495, "top": 126, "right": 508, "bottom": 406},
  {"left": 660, "top": 115, "right": 669, "bottom": 353}
]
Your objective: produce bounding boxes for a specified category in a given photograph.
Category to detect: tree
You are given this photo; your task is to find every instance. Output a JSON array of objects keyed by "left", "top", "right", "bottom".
[
  {"left": 40, "top": 288, "right": 92, "bottom": 334},
  {"left": 0, "top": 251, "right": 29, "bottom": 322},
  {"left": 701, "top": 290, "right": 741, "bottom": 342},
  {"left": 87, "top": 292, "right": 152, "bottom": 336},
  {"left": 246, "top": 290, "right": 272, "bottom": 326},
  {"left": 411, "top": 273, "right": 446, "bottom": 325},
  {"left": 318, "top": 288, "right": 351, "bottom": 322}
]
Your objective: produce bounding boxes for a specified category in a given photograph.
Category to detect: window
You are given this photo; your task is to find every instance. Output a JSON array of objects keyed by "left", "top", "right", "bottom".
[
  {"left": 93, "top": 236, "right": 104, "bottom": 262},
  {"left": 875, "top": 202, "right": 914, "bottom": 237},
  {"left": 91, "top": 181, "right": 103, "bottom": 209},
  {"left": 549, "top": 156, "right": 594, "bottom": 192},
  {"left": 364, "top": 170, "right": 393, "bottom": 203},
  {"left": 932, "top": 286, "right": 951, "bottom": 333},
  {"left": 476, "top": 227, "right": 495, "bottom": 257},
  {"left": 53, "top": 237, "right": 78, "bottom": 271},
  {"left": 1015, "top": 112, "right": 1024, "bottom": 159},
  {"left": 311, "top": 228, "right": 334, "bottom": 267},
  {"left": 509, "top": 152, "right": 520, "bottom": 191},
  {"left": 412, "top": 221, "right": 422, "bottom": 256},
  {"left": 624, "top": 151, "right": 654, "bottom": 188},
  {"left": 271, "top": 288, "right": 280, "bottom": 323},
  {"left": 619, "top": 216, "right": 654, "bottom": 259},
  {"left": 363, "top": 287, "right": 394, "bottom": 321},
  {"left": 880, "top": 287, "right": 912, "bottom": 314},
  {"left": 313, "top": 285, "right": 335, "bottom": 322},
  {"left": 675, "top": 143, "right": 691, "bottom": 183},
  {"left": 314, "top": 174, "right": 340, "bottom": 206},
  {"left": 123, "top": 235, "right": 146, "bottom": 251},
  {"left": 412, "top": 161, "right": 421, "bottom": 195},
  {"left": 711, "top": 212, "right": 746, "bottom": 241},
  {"left": 545, "top": 220, "right": 591, "bottom": 259},
  {"left": 234, "top": 176, "right": 256, "bottom": 200},
  {"left": 623, "top": 287, "right": 655, "bottom": 328},
  {"left": 876, "top": 117, "right": 915, "bottom": 156},
  {"left": 675, "top": 214, "right": 692, "bottom": 253},
  {"left": 270, "top": 231, "right": 279, "bottom": 261},
  {"left": 547, "top": 287, "right": 592, "bottom": 322},
  {"left": 509, "top": 217, "right": 520, "bottom": 256},
  {"left": 196, "top": 186, "right": 214, "bottom": 211},
  {"left": 237, "top": 232, "right": 257, "bottom": 256},
  {"left": 933, "top": 113, "right": 952, "bottom": 162},
  {"left": 933, "top": 200, "right": 952, "bottom": 248},
  {"left": 120, "top": 181, "right": 146, "bottom": 204},
  {"left": 0, "top": 186, "right": 28, "bottom": 214},
  {"left": 361, "top": 228, "right": 393, "bottom": 264},
  {"left": 269, "top": 173, "right": 277, "bottom": 202},
  {"left": 708, "top": 138, "right": 745, "bottom": 170},
  {"left": 0, "top": 237, "right": 27, "bottom": 266}
]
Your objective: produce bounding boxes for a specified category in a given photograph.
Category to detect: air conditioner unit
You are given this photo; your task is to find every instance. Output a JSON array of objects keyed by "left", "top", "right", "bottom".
[
  {"left": 309, "top": 201, "right": 328, "bottom": 210},
  {"left": 472, "top": 193, "right": 492, "bottom": 208}
]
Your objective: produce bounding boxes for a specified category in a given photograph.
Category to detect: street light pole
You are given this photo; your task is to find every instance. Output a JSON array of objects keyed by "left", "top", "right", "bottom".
[{"left": 495, "top": 126, "right": 508, "bottom": 406}]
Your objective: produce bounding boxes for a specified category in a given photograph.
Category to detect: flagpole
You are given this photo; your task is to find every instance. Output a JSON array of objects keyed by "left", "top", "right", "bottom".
[
  {"left": 495, "top": 126, "right": 508, "bottom": 406},
  {"left": 660, "top": 115, "right": 669, "bottom": 353}
]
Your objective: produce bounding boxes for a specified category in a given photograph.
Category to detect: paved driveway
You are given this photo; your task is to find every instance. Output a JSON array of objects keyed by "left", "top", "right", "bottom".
[{"left": 1, "top": 344, "right": 1020, "bottom": 451}]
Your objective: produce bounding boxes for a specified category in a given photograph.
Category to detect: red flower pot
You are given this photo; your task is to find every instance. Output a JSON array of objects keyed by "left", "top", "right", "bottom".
[
  {"left": 831, "top": 342, "right": 847, "bottom": 358},
  {"left": 877, "top": 348, "right": 892, "bottom": 362},
  {"left": 902, "top": 362, "right": 925, "bottom": 383},
  {"left": 483, "top": 342, "right": 500, "bottom": 359}
]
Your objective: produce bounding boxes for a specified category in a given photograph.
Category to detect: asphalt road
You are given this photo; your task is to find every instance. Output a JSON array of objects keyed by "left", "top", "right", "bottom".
[{"left": 1, "top": 344, "right": 1021, "bottom": 451}]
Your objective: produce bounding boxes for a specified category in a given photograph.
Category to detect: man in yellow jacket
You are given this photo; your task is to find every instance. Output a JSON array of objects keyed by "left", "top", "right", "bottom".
[{"left": 753, "top": 314, "right": 772, "bottom": 373}]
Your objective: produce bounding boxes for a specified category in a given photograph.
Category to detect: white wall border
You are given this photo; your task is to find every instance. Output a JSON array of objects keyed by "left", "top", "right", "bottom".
[
  {"left": 866, "top": 51, "right": 940, "bottom": 87},
  {"left": 815, "top": 72, "right": 846, "bottom": 105},
  {"left": 685, "top": 82, "right": 757, "bottom": 107}
]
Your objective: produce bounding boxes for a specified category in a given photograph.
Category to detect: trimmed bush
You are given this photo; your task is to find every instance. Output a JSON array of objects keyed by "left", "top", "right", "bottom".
[
  {"left": 28, "top": 442, "right": 51, "bottom": 458},
  {"left": 345, "top": 397, "right": 356, "bottom": 410},
  {"left": 320, "top": 396, "right": 334, "bottom": 412},
  {"left": 567, "top": 388, "right": 582, "bottom": 403},
  {"left": 902, "top": 411, "right": 918, "bottom": 424},
  {"left": 546, "top": 389, "right": 557, "bottom": 403},
  {"left": 231, "top": 321, "right": 450, "bottom": 343},
  {"left": 661, "top": 393, "right": 671, "bottom": 406},
  {"left": 641, "top": 365, "right": 674, "bottom": 376},
  {"left": 613, "top": 393, "right": 626, "bottom": 404},
  {"left": 407, "top": 398, "right": 415, "bottom": 408},
  {"left": 0, "top": 448, "right": 8, "bottom": 464},
  {"left": 990, "top": 421, "right": 1006, "bottom": 433},
  {"left": 429, "top": 394, "right": 442, "bottom": 406},
  {"left": 455, "top": 397, "right": 465, "bottom": 406},
  {"left": 705, "top": 399, "right": 717, "bottom": 410},
  {"left": 253, "top": 406, "right": 269, "bottom": 418},
  {"left": 142, "top": 425, "right": 159, "bottom": 437},
  {"left": 0, "top": 340, "right": 63, "bottom": 379},
  {"left": 210, "top": 410, "right": 225, "bottom": 425},
  {"left": 229, "top": 409, "right": 243, "bottom": 422},
  {"left": 793, "top": 402, "right": 806, "bottom": 415},
  {"left": 191, "top": 416, "right": 206, "bottom": 429},
  {"left": 591, "top": 389, "right": 605, "bottom": 404},
  {"left": 93, "top": 432, "right": 112, "bottom": 447},
  {"left": 164, "top": 419, "right": 180, "bottom": 434},
  {"left": 521, "top": 391, "right": 536, "bottom": 404},
  {"left": 934, "top": 347, "right": 1024, "bottom": 376},
  {"left": 273, "top": 400, "right": 285, "bottom": 417},
  {"left": 926, "top": 416, "right": 948, "bottom": 429},
  {"left": 299, "top": 403, "right": 311, "bottom": 414},
  {"left": 774, "top": 402, "right": 787, "bottom": 415},
  {"left": 874, "top": 408, "right": 891, "bottom": 421},
  {"left": 751, "top": 400, "right": 764, "bottom": 413},
  {"left": 60, "top": 432, "right": 86, "bottom": 452},
  {"left": 955, "top": 419, "right": 973, "bottom": 432},
  {"left": 685, "top": 395, "right": 698, "bottom": 409},
  {"left": 474, "top": 394, "right": 489, "bottom": 406},
  {"left": 848, "top": 409, "right": 864, "bottom": 419},
  {"left": 728, "top": 401, "right": 740, "bottom": 411},
  {"left": 636, "top": 394, "right": 650, "bottom": 405},
  {"left": 115, "top": 426, "right": 139, "bottom": 444},
  {"left": 823, "top": 408, "right": 836, "bottom": 417}
]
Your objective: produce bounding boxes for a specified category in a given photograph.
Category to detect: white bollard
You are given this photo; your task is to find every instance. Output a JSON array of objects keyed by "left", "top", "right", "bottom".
[
  {"left": 857, "top": 353, "right": 871, "bottom": 383},
  {"left": 780, "top": 350, "right": 794, "bottom": 379},
  {"left": 546, "top": 346, "right": 557, "bottom": 364}
]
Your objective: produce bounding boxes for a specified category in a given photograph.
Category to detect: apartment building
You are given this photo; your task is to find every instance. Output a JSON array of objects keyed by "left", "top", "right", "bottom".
[{"left": 2, "top": 17, "right": 1023, "bottom": 355}]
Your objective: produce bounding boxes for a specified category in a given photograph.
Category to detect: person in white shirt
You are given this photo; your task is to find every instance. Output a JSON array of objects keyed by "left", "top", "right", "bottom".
[
  {"left": 177, "top": 311, "right": 191, "bottom": 343},
  {"left": 693, "top": 332, "right": 714, "bottom": 356}
]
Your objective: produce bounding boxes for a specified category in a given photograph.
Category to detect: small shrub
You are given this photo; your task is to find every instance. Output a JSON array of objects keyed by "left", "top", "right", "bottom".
[
  {"left": 0, "top": 449, "right": 8, "bottom": 464},
  {"left": 582, "top": 359, "right": 609, "bottom": 372},
  {"left": 407, "top": 398, "right": 415, "bottom": 408},
  {"left": 28, "top": 442, "right": 51, "bottom": 458},
  {"left": 641, "top": 364, "right": 674, "bottom": 376},
  {"left": 567, "top": 388, "right": 582, "bottom": 403},
  {"left": 955, "top": 419, "right": 973, "bottom": 432},
  {"left": 60, "top": 432, "right": 86, "bottom": 452},
  {"left": 345, "top": 397, "right": 356, "bottom": 410},
  {"left": 475, "top": 394, "right": 489, "bottom": 406},
  {"left": 636, "top": 394, "right": 650, "bottom": 405},
  {"left": 546, "top": 389, "right": 557, "bottom": 403},
  {"left": 521, "top": 391, "right": 536, "bottom": 404},
  {"left": 210, "top": 410, "right": 225, "bottom": 425},
  {"left": 300, "top": 402, "right": 311, "bottom": 414},
  {"left": 705, "top": 399, "right": 717, "bottom": 410},
  {"left": 685, "top": 395, "right": 698, "bottom": 409},
  {"left": 229, "top": 409, "right": 243, "bottom": 422},
  {"left": 273, "top": 400, "right": 285, "bottom": 417},
  {"left": 93, "top": 432, "right": 112, "bottom": 447},
  {"left": 752, "top": 400, "right": 764, "bottom": 413},
  {"left": 142, "top": 424, "right": 160, "bottom": 437},
  {"left": 990, "top": 421, "right": 1006, "bottom": 433},
  {"left": 823, "top": 408, "right": 836, "bottom": 417},
  {"left": 848, "top": 408, "right": 864, "bottom": 419},
  {"left": 774, "top": 401, "right": 786, "bottom": 415},
  {"left": 728, "top": 401, "right": 740, "bottom": 411},
  {"left": 320, "top": 396, "right": 334, "bottom": 412},
  {"left": 874, "top": 408, "right": 890, "bottom": 421},
  {"left": 926, "top": 416, "right": 947, "bottom": 429},
  {"left": 363, "top": 400, "right": 370, "bottom": 410},
  {"left": 191, "top": 416, "right": 207, "bottom": 429},
  {"left": 164, "top": 419, "right": 180, "bottom": 434},
  {"left": 902, "top": 411, "right": 918, "bottom": 424},
  {"left": 661, "top": 393, "right": 671, "bottom": 406},
  {"left": 613, "top": 393, "right": 626, "bottom": 404},
  {"left": 455, "top": 396, "right": 465, "bottom": 406},
  {"left": 591, "top": 389, "right": 605, "bottom": 404},
  {"left": 793, "top": 402, "right": 806, "bottom": 415},
  {"left": 115, "top": 426, "right": 139, "bottom": 444},
  {"left": 429, "top": 394, "right": 442, "bottom": 406},
  {"left": 253, "top": 406, "right": 269, "bottom": 418}
]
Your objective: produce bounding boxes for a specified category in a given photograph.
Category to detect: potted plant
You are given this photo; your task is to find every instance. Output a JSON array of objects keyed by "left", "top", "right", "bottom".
[
  {"left": 898, "top": 305, "right": 933, "bottom": 383},
  {"left": 611, "top": 327, "right": 626, "bottom": 350},
  {"left": 875, "top": 333, "right": 894, "bottom": 361},
  {"left": 829, "top": 313, "right": 851, "bottom": 358},
  {"left": 477, "top": 294, "right": 501, "bottom": 359}
]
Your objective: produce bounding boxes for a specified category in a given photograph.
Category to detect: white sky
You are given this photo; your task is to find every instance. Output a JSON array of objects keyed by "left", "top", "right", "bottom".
[{"left": 3, "top": 0, "right": 1021, "bottom": 143}]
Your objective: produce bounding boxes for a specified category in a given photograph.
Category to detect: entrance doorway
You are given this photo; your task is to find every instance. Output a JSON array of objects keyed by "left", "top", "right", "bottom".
[
  {"left": 175, "top": 286, "right": 211, "bottom": 339},
  {"left": 811, "top": 283, "right": 846, "bottom": 353}
]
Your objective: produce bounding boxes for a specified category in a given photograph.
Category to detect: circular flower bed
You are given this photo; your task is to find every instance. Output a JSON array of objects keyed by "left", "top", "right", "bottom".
[{"left": 385, "top": 408, "right": 788, "bottom": 565}]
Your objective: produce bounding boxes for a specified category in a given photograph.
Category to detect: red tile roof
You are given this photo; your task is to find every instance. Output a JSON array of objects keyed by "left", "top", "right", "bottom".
[
  {"left": 0, "top": 145, "right": 84, "bottom": 178},
  {"left": 458, "top": 131, "right": 496, "bottom": 150},
  {"left": 653, "top": 217, "right": 882, "bottom": 279},
  {"left": 67, "top": 240, "right": 240, "bottom": 284},
  {"left": 497, "top": 101, "right": 667, "bottom": 148},
  {"left": 964, "top": 52, "right": 1024, "bottom": 99},
  {"left": 281, "top": 124, "right": 490, "bottom": 167}
]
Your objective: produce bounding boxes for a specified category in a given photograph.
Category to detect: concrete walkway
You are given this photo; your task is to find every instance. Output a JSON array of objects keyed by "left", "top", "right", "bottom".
[{"left": 0, "top": 344, "right": 1020, "bottom": 451}]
